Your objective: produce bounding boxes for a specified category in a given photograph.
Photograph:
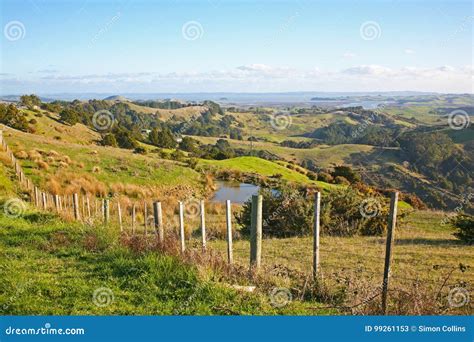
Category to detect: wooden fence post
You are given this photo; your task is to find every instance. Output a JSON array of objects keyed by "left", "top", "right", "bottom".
[
  {"left": 72, "top": 193, "right": 80, "bottom": 220},
  {"left": 250, "top": 195, "right": 263, "bottom": 269},
  {"left": 131, "top": 203, "right": 136, "bottom": 235},
  {"left": 381, "top": 191, "right": 398, "bottom": 314},
  {"left": 153, "top": 201, "right": 164, "bottom": 244},
  {"left": 54, "top": 194, "right": 60, "bottom": 212},
  {"left": 103, "top": 199, "right": 110, "bottom": 225},
  {"left": 226, "top": 200, "right": 233, "bottom": 265},
  {"left": 33, "top": 187, "right": 38, "bottom": 207},
  {"left": 144, "top": 202, "right": 148, "bottom": 235},
  {"left": 313, "top": 191, "right": 321, "bottom": 280},
  {"left": 41, "top": 192, "right": 47, "bottom": 210},
  {"left": 200, "top": 200, "right": 206, "bottom": 251},
  {"left": 86, "top": 196, "right": 91, "bottom": 218},
  {"left": 179, "top": 201, "right": 185, "bottom": 253},
  {"left": 117, "top": 201, "right": 123, "bottom": 232}
]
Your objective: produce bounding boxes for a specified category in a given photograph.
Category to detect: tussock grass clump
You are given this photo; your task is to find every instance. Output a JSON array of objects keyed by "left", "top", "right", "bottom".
[
  {"left": 37, "top": 160, "right": 49, "bottom": 170},
  {"left": 14, "top": 151, "right": 28, "bottom": 159}
]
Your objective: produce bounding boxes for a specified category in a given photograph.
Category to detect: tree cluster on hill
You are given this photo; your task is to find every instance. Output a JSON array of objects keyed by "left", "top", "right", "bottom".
[
  {"left": 133, "top": 99, "right": 190, "bottom": 109},
  {"left": 20, "top": 94, "right": 42, "bottom": 109},
  {"left": 308, "top": 121, "right": 400, "bottom": 146},
  {"left": 0, "top": 103, "right": 29, "bottom": 132},
  {"left": 280, "top": 140, "right": 319, "bottom": 149},
  {"left": 171, "top": 110, "right": 243, "bottom": 140},
  {"left": 397, "top": 131, "right": 473, "bottom": 195}
]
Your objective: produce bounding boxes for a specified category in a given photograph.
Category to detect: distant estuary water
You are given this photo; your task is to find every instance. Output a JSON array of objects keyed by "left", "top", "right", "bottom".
[{"left": 210, "top": 181, "right": 260, "bottom": 204}]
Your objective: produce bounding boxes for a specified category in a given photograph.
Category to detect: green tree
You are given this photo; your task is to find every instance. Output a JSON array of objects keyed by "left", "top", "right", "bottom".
[
  {"left": 101, "top": 133, "right": 118, "bottom": 147},
  {"left": 149, "top": 127, "right": 177, "bottom": 148},
  {"left": 0, "top": 104, "right": 29, "bottom": 131},
  {"left": 59, "top": 108, "right": 80, "bottom": 125},
  {"left": 179, "top": 136, "right": 199, "bottom": 153},
  {"left": 20, "top": 94, "right": 41, "bottom": 109}
]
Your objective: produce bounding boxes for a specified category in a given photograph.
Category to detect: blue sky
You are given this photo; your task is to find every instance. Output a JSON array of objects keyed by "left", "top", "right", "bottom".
[{"left": 1, "top": 0, "right": 472, "bottom": 94}]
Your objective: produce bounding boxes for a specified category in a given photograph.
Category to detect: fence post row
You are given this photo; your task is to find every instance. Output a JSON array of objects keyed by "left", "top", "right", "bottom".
[
  {"left": 381, "top": 191, "right": 399, "bottom": 314},
  {"left": 0, "top": 130, "right": 405, "bottom": 302},
  {"left": 250, "top": 195, "right": 263, "bottom": 270}
]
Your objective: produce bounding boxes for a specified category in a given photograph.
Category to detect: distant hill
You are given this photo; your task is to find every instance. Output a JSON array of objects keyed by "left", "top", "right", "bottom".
[{"left": 103, "top": 95, "right": 130, "bottom": 102}]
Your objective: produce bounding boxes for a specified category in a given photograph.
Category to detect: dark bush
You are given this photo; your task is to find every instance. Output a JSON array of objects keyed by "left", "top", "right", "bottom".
[
  {"left": 320, "top": 187, "right": 388, "bottom": 236},
  {"left": 451, "top": 214, "right": 474, "bottom": 244},
  {"left": 318, "top": 172, "right": 333, "bottom": 183},
  {"left": 334, "top": 176, "right": 350, "bottom": 185},
  {"left": 237, "top": 186, "right": 389, "bottom": 238},
  {"left": 237, "top": 186, "right": 313, "bottom": 238}
]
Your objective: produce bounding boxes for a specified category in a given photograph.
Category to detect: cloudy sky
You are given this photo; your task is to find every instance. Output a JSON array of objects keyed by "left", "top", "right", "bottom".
[{"left": 1, "top": 0, "right": 472, "bottom": 94}]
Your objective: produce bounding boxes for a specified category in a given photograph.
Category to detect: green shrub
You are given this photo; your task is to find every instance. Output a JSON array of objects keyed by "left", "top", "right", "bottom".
[
  {"left": 318, "top": 172, "right": 333, "bottom": 183},
  {"left": 321, "top": 187, "right": 388, "bottom": 236},
  {"left": 237, "top": 185, "right": 389, "bottom": 238},
  {"left": 237, "top": 186, "right": 313, "bottom": 238},
  {"left": 334, "top": 176, "right": 350, "bottom": 185},
  {"left": 307, "top": 171, "right": 318, "bottom": 181},
  {"left": 451, "top": 214, "right": 474, "bottom": 244}
]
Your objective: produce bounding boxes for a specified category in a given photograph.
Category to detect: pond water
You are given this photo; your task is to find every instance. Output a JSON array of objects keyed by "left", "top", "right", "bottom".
[{"left": 210, "top": 181, "right": 260, "bottom": 204}]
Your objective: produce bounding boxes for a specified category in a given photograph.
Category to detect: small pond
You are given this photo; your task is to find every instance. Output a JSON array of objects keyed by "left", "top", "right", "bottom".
[{"left": 210, "top": 181, "right": 260, "bottom": 204}]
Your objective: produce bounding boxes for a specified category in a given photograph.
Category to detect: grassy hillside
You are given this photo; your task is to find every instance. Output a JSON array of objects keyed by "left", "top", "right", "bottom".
[
  {"left": 194, "top": 136, "right": 376, "bottom": 167},
  {"left": 125, "top": 102, "right": 207, "bottom": 121},
  {"left": 200, "top": 156, "right": 339, "bottom": 190},
  {"left": 1, "top": 126, "right": 203, "bottom": 198},
  {"left": 23, "top": 109, "right": 100, "bottom": 145}
]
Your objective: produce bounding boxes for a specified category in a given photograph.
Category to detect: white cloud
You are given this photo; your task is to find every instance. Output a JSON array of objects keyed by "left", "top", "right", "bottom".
[
  {"left": 3, "top": 64, "right": 472, "bottom": 93},
  {"left": 342, "top": 52, "right": 357, "bottom": 59},
  {"left": 341, "top": 65, "right": 393, "bottom": 76},
  {"left": 404, "top": 49, "right": 415, "bottom": 55}
]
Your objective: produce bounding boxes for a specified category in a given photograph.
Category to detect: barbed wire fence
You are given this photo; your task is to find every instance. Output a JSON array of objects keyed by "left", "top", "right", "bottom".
[{"left": 0, "top": 129, "right": 471, "bottom": 314}]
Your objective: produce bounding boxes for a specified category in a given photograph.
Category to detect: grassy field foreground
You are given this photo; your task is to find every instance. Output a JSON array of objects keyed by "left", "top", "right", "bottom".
[
  {"left": 0, "top": 163, "right": 332, "bottom": 315},
  {"left": 0, "top": 207, "right": 337, "bottom": 315}
]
